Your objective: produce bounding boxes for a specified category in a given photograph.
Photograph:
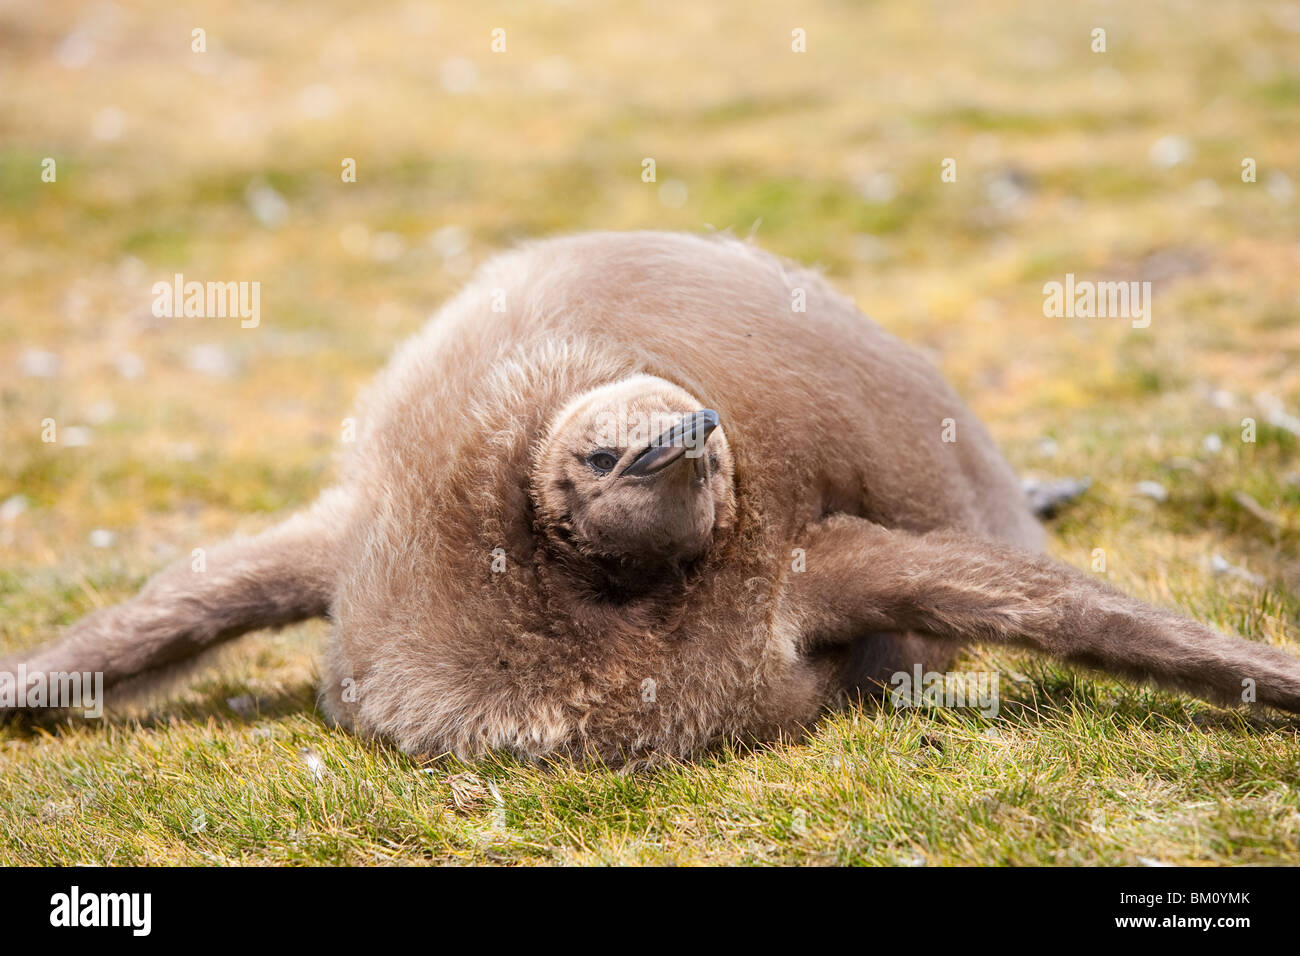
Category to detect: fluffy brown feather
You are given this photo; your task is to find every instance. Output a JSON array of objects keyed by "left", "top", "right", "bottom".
[{"left": 10, "top": 232, "right": 1296, "bottom": 764}]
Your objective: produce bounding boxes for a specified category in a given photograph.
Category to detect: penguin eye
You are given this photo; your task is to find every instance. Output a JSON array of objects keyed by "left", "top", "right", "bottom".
[{"left": 586, "top": 451, "right": 619, "bottom": 475}]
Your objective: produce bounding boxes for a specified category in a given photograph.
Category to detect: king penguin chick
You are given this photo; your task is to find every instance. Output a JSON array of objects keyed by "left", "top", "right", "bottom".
[{"left": 11, "top": 231, "right": 1300, "bottom": 766}]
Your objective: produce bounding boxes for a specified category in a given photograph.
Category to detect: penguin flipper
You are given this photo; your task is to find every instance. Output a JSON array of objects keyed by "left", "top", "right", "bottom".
[
  {"left": 3, "top": 489, "right": 352, "bottom": 709},
  {"left": 787, "top": 514, "right": 1300, "bottom": 715}
]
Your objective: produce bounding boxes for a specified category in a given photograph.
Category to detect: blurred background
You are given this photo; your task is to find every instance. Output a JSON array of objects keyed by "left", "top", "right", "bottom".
[{"left": 2, "top": 0, "right": 1298, "bottom": 663}]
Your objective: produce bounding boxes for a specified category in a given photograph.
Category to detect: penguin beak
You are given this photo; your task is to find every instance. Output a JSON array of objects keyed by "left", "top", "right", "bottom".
[{"left": 621, "top": 409, "right": 719, "bottom": 478}]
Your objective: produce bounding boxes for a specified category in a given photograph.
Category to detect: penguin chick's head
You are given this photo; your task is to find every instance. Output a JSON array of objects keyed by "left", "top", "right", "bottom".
[{"left": 534, "top": 375, "right": 736, "bottom": 572}]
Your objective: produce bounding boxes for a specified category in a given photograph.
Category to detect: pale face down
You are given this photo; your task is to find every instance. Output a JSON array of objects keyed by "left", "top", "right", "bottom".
[{"left": 533, "top": 375, "right": 737, "bottom": 578}]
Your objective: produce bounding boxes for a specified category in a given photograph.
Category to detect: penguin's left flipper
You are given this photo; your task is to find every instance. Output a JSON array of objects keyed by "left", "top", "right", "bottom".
[{"left": 786, "top": 514, "right": 1300, "bottom": 715}]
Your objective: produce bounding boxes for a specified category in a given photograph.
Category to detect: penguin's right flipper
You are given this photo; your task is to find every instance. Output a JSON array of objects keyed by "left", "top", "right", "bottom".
[{"left": 787, "top": 514, "right": 1300, "bottom": 715}]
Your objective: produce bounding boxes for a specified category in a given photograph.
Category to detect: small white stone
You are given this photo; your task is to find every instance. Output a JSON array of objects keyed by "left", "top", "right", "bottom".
[
  {"left": 858, "top": 171, "right": 897, "bottom": 204},
  {"left": 63, "top": 426, "right": 93, "bottom": 447},
  {"left": 89, "top": 529, "right": 116, "bottom": 548},
  {"left": 20, "top": 349, "right": 60, "bottom": 379},
  {"left": 114, "top": 353, "right": 145, "bottom": 380},
  {"left": 226, "top": 694, "right": 256, "bottom": 717},
  {"left": 429, "top": 225, "right": 469, "bottom": 260},
  {"left": 1149, "top": 135, "right": 1193, "bottom": 169},
  {"left": 1268, "top": 407, "right": 1300, "bottom": 437},
  {"left": 55, "top": 31, "right": 95, "bottom": 69},
  {"left": 1210, "top": 553, "right": 1263, "bottom": 585},
  {"left": 185, "top": 344, "right": 236, "bottom": 378},
  {"left": 0, "top": 496, "right": 28, "bottom": 522},
  {"left": 245, "top": 181, "right": 289, "bottom": 228},
  {"left": 986, "top": 172, "right": 1030, "bottom": 212},
  {"left": 86, "top": 400, "right": 116, "bottom": 425},
  {"left": 1208, "top": 389, "right": 1234, "bottom": 410},
  {"left": 1134, "top": 480, "right": 1168, "bottom": 502},
  {"left": 1266, "top": 171, "right": 1294, "bottom": 204}
]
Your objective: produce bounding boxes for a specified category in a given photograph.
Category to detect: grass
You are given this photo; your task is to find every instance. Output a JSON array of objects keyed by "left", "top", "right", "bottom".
[
  {"left": 1, "top": 0, "right": 1298, "bottom": 865},
  {"left": 7, "top": 665, "right": 1300, "bottom": 865}
]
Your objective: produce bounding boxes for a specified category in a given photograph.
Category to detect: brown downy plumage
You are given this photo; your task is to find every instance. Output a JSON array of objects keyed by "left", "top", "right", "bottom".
[{"left": 11, "top": 232, "right": 1299, "bottom": 764}]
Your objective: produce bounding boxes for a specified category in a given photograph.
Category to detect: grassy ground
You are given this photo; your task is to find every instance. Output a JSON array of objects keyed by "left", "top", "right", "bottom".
[{"left": 1, "top": 0, "right": 1298, "bottom": 865}]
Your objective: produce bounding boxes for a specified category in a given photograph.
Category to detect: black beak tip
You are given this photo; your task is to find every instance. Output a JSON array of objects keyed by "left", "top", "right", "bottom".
[
  {"left": 682, "top": 408, "right": 720, "bottom": 451},
  {"left": 620, "top": 408, "right": 722, "bottom": 477}
]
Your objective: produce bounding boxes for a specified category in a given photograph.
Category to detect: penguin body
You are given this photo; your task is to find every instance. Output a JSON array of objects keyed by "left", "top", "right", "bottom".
[
  {"left": 321, "top": 232, "right": 1034, "bottom": 760},
  {"left": 15, "top": 232, "right": 1300, "bottom": 765}
]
